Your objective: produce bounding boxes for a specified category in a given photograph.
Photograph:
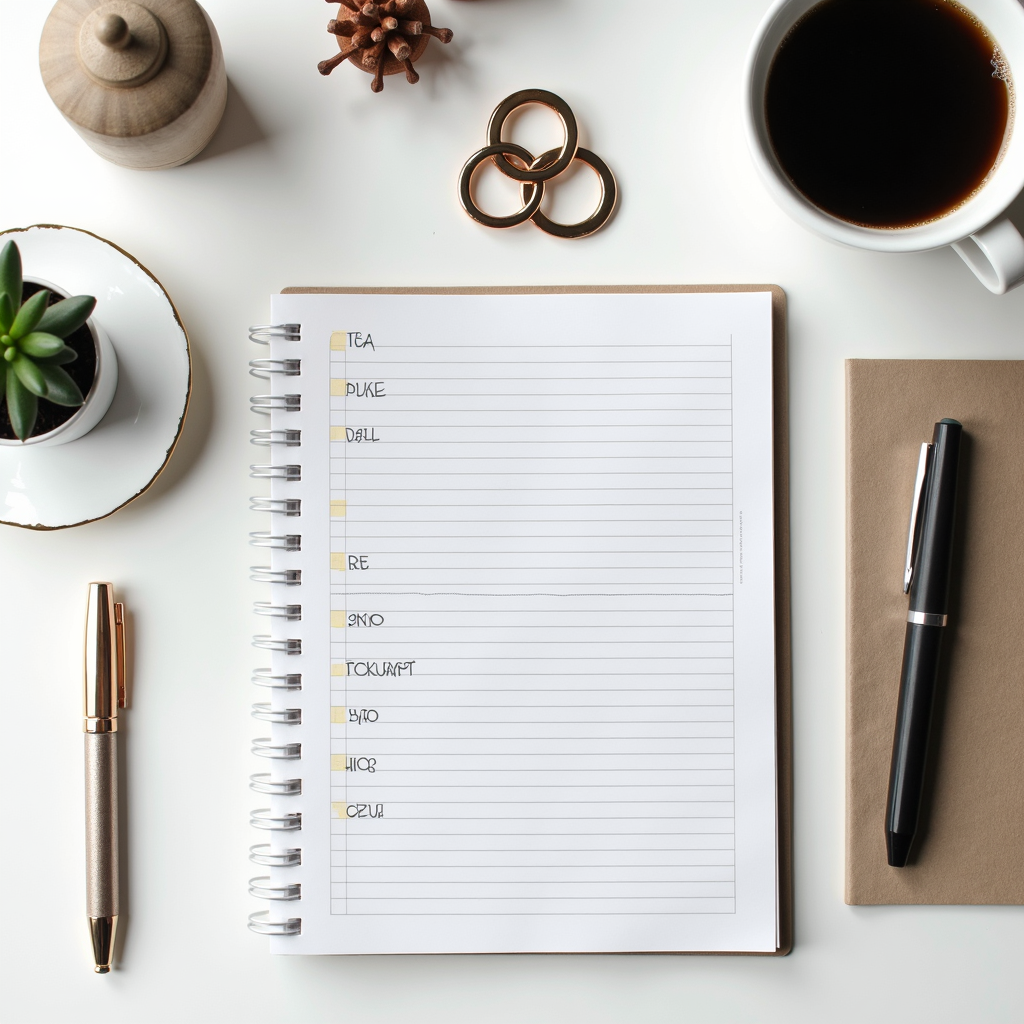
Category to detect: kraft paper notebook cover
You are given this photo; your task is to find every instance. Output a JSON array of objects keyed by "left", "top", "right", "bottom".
[
  {"left": 248, "top": 286, "right": 791, "bottom": 954},
  {"left": 846, "top": 359, "right": 1024, "bottom": 906}
]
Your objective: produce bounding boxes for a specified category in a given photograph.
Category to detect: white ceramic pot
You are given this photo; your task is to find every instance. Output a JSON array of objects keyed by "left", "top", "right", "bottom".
[{"left": 0, "top": 276, "right": 118, "bottom": 448}]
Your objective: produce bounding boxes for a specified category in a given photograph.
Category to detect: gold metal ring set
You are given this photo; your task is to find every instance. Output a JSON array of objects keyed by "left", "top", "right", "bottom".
[{"left": 459, "top": 89, "right": 618, "bottom": 239}]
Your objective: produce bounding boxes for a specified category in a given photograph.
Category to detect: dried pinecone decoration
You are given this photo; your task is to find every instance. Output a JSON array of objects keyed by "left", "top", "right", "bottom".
[{"left": 318, "top": 0, "right": 454, "bottom": 93}]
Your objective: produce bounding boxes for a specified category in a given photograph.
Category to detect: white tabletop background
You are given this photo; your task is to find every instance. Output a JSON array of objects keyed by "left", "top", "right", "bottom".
[{"left": 2, "top": 1, "right": 1022, "bottom": 1021}]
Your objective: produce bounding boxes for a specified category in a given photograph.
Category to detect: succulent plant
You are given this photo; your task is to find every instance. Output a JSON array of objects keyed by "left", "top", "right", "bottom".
[{"left": 0, "top": 240, "right": 96, "bottom": 441}]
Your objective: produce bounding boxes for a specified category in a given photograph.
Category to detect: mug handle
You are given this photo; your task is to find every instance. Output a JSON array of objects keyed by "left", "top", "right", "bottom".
[{"left": 951, "top": 218, "right": 1024, "bottom": 294}]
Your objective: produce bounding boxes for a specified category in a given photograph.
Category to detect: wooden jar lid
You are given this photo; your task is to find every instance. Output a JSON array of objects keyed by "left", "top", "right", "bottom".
[{"left": 40, "top": 0, "right": 214, "bottom": 138}]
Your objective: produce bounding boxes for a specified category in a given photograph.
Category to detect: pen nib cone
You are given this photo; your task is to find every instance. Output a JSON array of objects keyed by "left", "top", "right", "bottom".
[{"left": 89, "top": 916, "right": 117, "bottom": 973}]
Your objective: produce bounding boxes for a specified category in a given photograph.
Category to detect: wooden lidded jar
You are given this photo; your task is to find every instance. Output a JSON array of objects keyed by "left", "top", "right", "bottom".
[{"left": 40, "top": 0, "right": 227, "bottom": 170}]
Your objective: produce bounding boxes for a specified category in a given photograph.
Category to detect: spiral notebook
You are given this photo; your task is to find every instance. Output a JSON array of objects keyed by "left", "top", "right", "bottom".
[{"left": 248, "top": 285, "right": 791, "bottom": 955}]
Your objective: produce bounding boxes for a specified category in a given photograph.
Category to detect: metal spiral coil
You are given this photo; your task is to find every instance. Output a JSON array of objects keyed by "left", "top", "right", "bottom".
[
  {"left": 251, "top": 704, "right": 302, "bottom": 725},
  {"left": 249, "top": 844, "right": 302, "bottom": 867},
  {"left": 251, "top": 429, "right": 302, "bottom": 447},
  {"left": 249, "top": 532, "right": 301, "bottom": 551},
  {"left": 250, "top": 464, "right": 301, "bottom": 481},
  {"left": 248, "top": 911, "right": 301, "bottom": 935},
  {"left": 250, "top": 394, "right": 301, "bottom": 413},
  {"left": 249, "top": 877, "right": 302, "bottom": 901},
  {"left": 253, "top": 602, "right": 302, "bottom": 620},
  {"left": 250, "top": 566, "right": 302, "bottom": 585},
  {"left": 251, "top": 737, "right": 302, "bottom": 760},
  {"left": 249, "top": 498, "right": 302, "bottom": 517},
  {"left": 251, "top": 635, "right": 302, "bottom": 654},
  {"left": 250, "top": 808, "right": 302, "bottom": 831},
  {"left": 249, "top": 358, "right": 301, "bottom": 379},
  {"left": 251, "top": 669, "right": 302, "bottom": 690},
  {"left": 249, "top": 324, "right": 301, "bottom": 345},
  {"left": 249, "top": 773, "right": 302, "bottom": 795}
]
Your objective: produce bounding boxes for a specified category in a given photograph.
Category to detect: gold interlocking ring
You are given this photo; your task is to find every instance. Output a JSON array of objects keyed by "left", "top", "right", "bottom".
[
  {"left": 459, "top": 142, "right": 546, "bottom": 229},
  {"left": 487, "top": 89, "right": 579, "bottom": 184},
  {"left": 521, "top": 147, "right": 618, "bottom": 240},
  {"left": 458, "top": 89, "right": 618, "bottom": 239}
]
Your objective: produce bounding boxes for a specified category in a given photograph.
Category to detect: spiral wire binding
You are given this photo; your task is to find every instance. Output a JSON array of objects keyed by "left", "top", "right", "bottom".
[
  {"left": 248, "top": 912, "right": 301, "bottom": 936},
  {"left": 251, "top": 669, "right": 302, "bottom": 690},
  {"left": 251, "top": 703, "right": 302, "bottom": 724},
  {"left": 249, "top": 498, "right": 302, "bottom": 517},
  {"left": 249, "top": 878, "right": 302, "bottom": 901},
  {"left": 251, "top": 394, "right": 301, "bottom": 413},
  {"left": 249, "top": 323, "right": 304, "bottom": 935},
  {"left": 251, "top": 429, "right": 302, "bottom": 447},
  {"left": 252, "top": 737, "right": 302, "bottom": 760},
  {"left": 250, "top": 773, "right": 302, "bottom": 795},
  {"left": 249, "top": 358, "right": 301, "bottom": 379},
  {"left": 250, "top": 809, "right": 302, "bottom": 831},
  {"left": 251, "top": 464, "right": 301, "bottom": 481},
  {"left": 253, "top": 603, "right": 302, "bottom": 620},
  {"left": 249, "top": 844, "right": 302, "bottom": 867},
  {"left": 249, "top": 323, "right": 301, "bottom": 344},
  {"left": 249, "top": 532, "right": 301, "bottom": 551},
  {"left": 250, "top": 565, "right": 302, "bottom": 584},
  {"left": 252, "top": 636, "right": 302, "bottom": 654}
]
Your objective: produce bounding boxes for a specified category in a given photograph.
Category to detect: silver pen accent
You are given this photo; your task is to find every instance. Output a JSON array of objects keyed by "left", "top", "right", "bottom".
[
  {"left": 84, "top": 583, "right": 126, "bottom": 974},
  {"left": 904, "top": 442, "right": 934, "bottom": 594}
]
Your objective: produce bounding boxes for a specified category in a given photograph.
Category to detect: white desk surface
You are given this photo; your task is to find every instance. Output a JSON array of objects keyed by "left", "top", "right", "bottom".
[{"left": 2, "top": 1, "right": 1022, "bottom": 1021}]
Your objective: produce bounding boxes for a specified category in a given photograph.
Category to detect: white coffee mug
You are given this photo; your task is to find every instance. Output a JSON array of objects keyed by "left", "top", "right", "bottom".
[{"left": 745, "top": 0, "right": 1024, "bottom": 293}]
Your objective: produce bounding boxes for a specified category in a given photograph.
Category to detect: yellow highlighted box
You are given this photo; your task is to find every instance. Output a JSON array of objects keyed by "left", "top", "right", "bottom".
[
  {"left": 330, "top": 706, "right": 347, "bottom": 724},
  {"left": 330, "top": 331, "right": 347, "bottom": 351},
  {"left": 330, "top": 754, "right": 347, "bottom": 772},
  {"left": 331, "top": 663, "right": 348, "bottom": 677},
  {"left": 330, "top": 500, "right": 347, "bottom": 517},
  {"left": 331, "top": 611, "right": 347, "bottom": 629},
  {"left": 331, "top": 802, "right": 348, "bottom": 818},
  {"left": 330, "top": 379, "right": 347, "bottom": 396},
  {"left": 329, "top": 426, "right": 346, "bottom": 441},
  {"left": 331, "top": 553, "right": 346, "bottom": 571}
]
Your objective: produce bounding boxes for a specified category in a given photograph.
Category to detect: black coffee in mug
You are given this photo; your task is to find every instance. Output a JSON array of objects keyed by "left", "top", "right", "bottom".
[{"left": 765, "top": 0, "right": 1013, "bottom": 228}]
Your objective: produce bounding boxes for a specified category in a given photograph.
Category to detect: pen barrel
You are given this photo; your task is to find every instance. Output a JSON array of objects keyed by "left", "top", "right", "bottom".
[
  {"left": 85, "top": 732, "right": 119, "bottom": 918},
  {"left": 908, "top": 420, "right": 962, "bottom": 614},
  {"left": 886, "top": 623, "right": 943, "bottom": 839}
]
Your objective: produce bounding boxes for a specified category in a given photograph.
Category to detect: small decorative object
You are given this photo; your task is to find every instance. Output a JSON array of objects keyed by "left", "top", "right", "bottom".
[
  {"left": 39, "top": 0, "right": 227, "bottom": 170},
  {"left": 318, "top": 0, "right": 453, "bottom": 93},
  {"left": 0, "top": 240, "right": 117, "bottom": 447},
  {"left": 0, "top": 225, "right": 190, "bottom": 530},
  {"left": 458, "top": 89, "right": 618, "bottom": 239}
]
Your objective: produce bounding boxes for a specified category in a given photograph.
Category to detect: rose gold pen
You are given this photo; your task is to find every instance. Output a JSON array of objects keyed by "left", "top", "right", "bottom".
[{"left": 84, "top": 583, "right": 126, "bottom": 974}]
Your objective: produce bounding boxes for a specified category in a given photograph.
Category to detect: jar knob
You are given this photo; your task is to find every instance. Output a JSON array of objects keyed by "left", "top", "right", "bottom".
[
  {"left": 95, "top": 14, "right": 131, "bottom": 51},
  {"left": 77, "top": 3, "right": 168, "bottom": 89}
]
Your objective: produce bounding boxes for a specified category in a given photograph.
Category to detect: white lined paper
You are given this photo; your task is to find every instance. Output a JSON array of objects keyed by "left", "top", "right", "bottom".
[{"left": 269, "top": 290, "right": 777, "bottom": 954}]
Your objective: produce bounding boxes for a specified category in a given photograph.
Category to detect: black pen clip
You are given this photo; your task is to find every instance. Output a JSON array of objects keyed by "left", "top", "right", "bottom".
[{"left": 903, "top": 442, "right": 933, "bottom": 594}]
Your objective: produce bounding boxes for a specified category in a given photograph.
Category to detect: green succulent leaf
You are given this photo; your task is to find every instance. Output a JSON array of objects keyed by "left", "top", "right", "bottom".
[
  {"left": 0, "top": 241, "right": 22, "bottom": 312},
  {"left": 6, "top": 366, "right": 37, "bottom": 441},
  {"left": 9, "top": 289, "right": 50, "bottom": 340},
  {"left": 0, "top": 293, "right": 13, "bottom": 335},
  {"left": 37, "top": 363, "right": 85, "bottom": 407},
  {"left": 12, "top": 354, "right": 48, "bottom": 397},
  {"left": 18, "top": 332, "right": 65, "bottom": 358},
  {"left": 37, "top": 346, "right": 78, "bottom": 366},
  {"left": 36, "top": 295, "right": 96, "bottom": 339}
]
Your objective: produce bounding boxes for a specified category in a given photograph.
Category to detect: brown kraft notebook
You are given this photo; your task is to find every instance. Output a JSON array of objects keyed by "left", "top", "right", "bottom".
[{"left": 846, "top": 359, "right": 1024, "bottom": 905}]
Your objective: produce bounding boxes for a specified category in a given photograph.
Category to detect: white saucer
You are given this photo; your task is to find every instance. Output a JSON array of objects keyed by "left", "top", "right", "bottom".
[{"left": 0, "top": 225, "right": 191, "bottom": 530}]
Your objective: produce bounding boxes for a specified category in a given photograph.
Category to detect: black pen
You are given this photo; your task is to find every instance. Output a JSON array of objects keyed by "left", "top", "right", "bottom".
[{"left": 886, "top": 419, "right": 962, "bottom": 867}]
